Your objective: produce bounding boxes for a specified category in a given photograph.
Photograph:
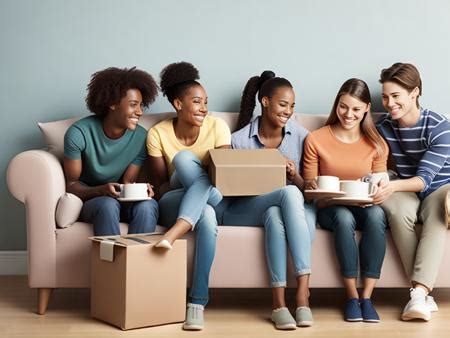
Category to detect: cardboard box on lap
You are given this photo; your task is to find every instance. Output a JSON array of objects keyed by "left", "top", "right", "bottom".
[
  {"left": 90, "top": 233, "right": 186, "bottom": 330},
  {"left": 208, "top": 149, "right": 286, "bottom": 196}
]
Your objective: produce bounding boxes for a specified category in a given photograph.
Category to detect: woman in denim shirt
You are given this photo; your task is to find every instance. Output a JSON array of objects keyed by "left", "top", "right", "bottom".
[{"left": 225, "top": 71, "right": 316, "bottom": 330}]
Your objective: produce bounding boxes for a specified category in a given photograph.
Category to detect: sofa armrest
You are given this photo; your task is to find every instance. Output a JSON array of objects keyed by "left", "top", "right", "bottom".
[{"left": 7, "top": 150, "right": 66, "bottom": 287}]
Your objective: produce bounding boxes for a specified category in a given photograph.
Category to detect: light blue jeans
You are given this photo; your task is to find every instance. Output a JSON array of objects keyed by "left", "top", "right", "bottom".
[
  {"left": 158, "top": 150, "right": 223, "bottom": 306},
  {"left": 221, "top": 185, "right": 316, "bottom": 287}
]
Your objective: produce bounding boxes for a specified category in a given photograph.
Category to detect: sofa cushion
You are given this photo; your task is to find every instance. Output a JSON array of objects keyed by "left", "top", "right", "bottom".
[
  {"left": 55, "top": 193, "right": 83, "bottom": 228},
  {"left": 38, "top": 117, "right": 80, "bottom": 160}
]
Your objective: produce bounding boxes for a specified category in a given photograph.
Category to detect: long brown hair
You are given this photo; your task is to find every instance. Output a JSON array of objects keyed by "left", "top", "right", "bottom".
[{"left": 326, "top": 78, "right": 386, "bottom": 156}]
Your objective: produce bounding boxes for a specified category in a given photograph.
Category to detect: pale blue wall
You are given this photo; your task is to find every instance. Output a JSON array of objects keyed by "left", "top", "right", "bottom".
[{"left": 1, "top": 0, "right": 449, "bottom": 249}]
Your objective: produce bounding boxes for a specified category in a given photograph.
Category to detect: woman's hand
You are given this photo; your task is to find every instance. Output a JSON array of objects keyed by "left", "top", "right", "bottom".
[
  {"left": 286, "top": 159, "right": 297, "bottom": 182},
  {"left": 100, "top": 183, "right": 121, "bottom": 198},
  {"left": 147, "top": 183, "right": 155, "bottom": 198},
  {"left": 372, "top": 180, "right": 394, "bottom": 204},
  {"left": 304, "top": 179, "right": 318, "bottom": 190}
]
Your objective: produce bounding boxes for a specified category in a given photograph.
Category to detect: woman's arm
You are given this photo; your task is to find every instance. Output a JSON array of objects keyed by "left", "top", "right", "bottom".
[
  {"left": 147, "top": 155, "right": 169, "bottom": 200},
  {"left": 63, "top": 158, "right": 120, "bottom": 201},
  {"left": 372, "top": 176, "right": 425, "bottom": 205}
]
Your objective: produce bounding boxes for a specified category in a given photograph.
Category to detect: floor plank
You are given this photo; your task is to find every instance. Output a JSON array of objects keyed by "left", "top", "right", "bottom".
[{"left": 1, "top": 276, "right": 449, "bottom": 337}]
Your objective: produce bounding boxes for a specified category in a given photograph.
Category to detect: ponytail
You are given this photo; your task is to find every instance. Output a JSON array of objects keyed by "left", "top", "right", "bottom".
[{"left": 237, "top": 70, "right": 278, "bottom": 130}]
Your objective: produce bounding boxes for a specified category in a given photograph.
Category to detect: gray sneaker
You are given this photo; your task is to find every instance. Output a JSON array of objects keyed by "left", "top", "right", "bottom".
[
  {"left": 296, "top": 306, "right": 313, "bottom": 327},
  {"left": 182, "top": 303, "right": 204, "bottom": 331},
  {"left": 271, "top": 307, "right": 296, "bottom": 330}
]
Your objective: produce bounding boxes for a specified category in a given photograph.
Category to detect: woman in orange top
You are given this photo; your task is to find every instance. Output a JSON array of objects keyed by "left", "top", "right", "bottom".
[{"left": 303, "top": 78, "right": 389, "bottom": 322}]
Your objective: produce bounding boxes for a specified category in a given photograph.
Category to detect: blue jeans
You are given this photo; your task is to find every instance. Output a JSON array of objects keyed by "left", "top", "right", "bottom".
[
  {"left": 317, "top": 205, "right": 387, "bottom": 278},
  {"left": 221, "top": 185, "right": 316, "bottom": 287},
  {"left": 79, "top": 196, "right": 158, "bottom": 236},
  {"left": 158, "top": 150, "right": 222, "bottom": 306}
]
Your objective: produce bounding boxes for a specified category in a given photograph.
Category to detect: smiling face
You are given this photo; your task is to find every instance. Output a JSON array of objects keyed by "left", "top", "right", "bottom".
[
  {"left": 335, "top": 93, "right": 370, "bottom": 131},
  {"left": 109, "top": 88, "right": 143, "bottom": 130},
  {"left": 261, "top": 86, "right": 295, "bottom": 128},
  {"left": 173, "top": 85, "right": 208, "bottom": 127},
  {"left": 382, "top": 81, "right": 419, "bottom": 120}
]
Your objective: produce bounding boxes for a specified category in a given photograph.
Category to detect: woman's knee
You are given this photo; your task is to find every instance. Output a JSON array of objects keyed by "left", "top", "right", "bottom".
[
  {"left": 364, "top": 206, "right": 387, "bottom": 229},
  {"left": 195, "top": 205, "right": 218, "bottom": 236},
  {"left": 173, "top": 150, "right": 198, "bottom": 167},
  {"left": 134, "top": 199, "right": 159, "bottom": 218},
  {"left": 318, "top": 206, "right": 355, "bottom": 231},
  {"left": 262, "top": 206, "right": 285, "bottom": 234},
  {"left": 96, "top": 196, "right": 120, "bottom": 215},
  {"left": 279, "top": 185, "right": 304, "bottom": 203}
]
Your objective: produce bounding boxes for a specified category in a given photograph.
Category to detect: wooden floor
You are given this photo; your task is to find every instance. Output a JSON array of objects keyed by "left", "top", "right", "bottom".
[{"left": 1, "top": 276, "right": 450, "bottom": 338}]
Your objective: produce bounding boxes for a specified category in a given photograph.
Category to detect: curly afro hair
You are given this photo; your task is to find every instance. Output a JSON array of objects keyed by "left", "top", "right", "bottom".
[
  {"left": 86, "top": 67, "right": 158, "bottom": 117},
  {"left": 159, "top": 61, "right": 201, "bottom": 104}
]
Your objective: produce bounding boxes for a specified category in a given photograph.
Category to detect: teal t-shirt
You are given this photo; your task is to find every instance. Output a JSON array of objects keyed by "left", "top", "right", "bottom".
[{"left": 64, "top": 115, "right": 147, "bottom": 186}]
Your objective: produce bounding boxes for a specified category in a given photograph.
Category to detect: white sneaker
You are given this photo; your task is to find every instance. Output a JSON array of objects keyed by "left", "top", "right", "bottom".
[
  {"left": 401, "top": 288, "right": 431, "bottom": 321},
  {"left": 426, "top": 295, "right": 439, "bottom": 312}
]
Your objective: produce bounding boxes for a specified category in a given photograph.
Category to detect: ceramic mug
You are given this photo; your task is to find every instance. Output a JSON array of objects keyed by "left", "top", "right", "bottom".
[
  {"left": 316, "top": 176, "right": 340, "bottom": 191},
  {"left": 119, "top": 183, "right": 148, "bottom": 199},
  {"left": 339, "top": 180, "right": 378, "bottom": 198}
]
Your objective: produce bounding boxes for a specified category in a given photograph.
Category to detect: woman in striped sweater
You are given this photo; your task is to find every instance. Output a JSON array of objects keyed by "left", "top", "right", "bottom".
[{"left": 375, "top": 62, "right": 450, "bottom": 322}]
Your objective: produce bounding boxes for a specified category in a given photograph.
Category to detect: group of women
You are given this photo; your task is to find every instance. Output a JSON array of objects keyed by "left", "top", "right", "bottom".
[{"left": 63, "top": 61, "right": 450, "bottom": 330}]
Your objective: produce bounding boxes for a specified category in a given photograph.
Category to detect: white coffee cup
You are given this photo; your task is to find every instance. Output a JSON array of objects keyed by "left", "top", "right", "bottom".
[
  {"left": 120, "top": 183, "right": 148, "bottom": 199},
  {"left": 340, "top": 180, "right": 378, "bottom": 198},
  {"left": 316, "top": 176, "right": 340, "bottom": 191}
]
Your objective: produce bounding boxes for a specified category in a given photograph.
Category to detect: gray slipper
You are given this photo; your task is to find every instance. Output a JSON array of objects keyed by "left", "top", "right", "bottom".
[
  {"left": 271, "top": 307, "right": 296, "bottom": 330},
  {"left": 296, "top": 306, "right": 313, "bottom": 327}
]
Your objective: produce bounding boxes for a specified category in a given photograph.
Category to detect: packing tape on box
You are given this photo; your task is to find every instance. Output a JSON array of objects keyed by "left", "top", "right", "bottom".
[{"left": 100, "top": 240, "right": 115, "bottom": 262}]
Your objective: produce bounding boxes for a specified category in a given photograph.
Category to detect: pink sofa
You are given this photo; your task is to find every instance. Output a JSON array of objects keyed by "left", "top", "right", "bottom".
[{"left": 7, "top": 112, "right": 450, "bottom": 315}]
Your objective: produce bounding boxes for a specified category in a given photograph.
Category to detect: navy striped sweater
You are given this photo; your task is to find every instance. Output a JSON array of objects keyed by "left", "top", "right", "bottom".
[{"left": 377, "top": 108, "right": 450, "bottom": 199}]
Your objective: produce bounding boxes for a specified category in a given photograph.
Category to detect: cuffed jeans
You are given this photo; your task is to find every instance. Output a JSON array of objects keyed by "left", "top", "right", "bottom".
[
  {"left": 79, "top": 196, "right": 158, "bottom": 236},
  {"left": 221, "top": 185, "right": 316, "bottom": 287},
  {"left": 381, "top": 184, "right": 449, "bottom": 289},
  {"left": 317, "top": 205, "right": 387, "bottom": 279},
  {"left": 158, "top": 150, "right": 222, "bottom": 306}
]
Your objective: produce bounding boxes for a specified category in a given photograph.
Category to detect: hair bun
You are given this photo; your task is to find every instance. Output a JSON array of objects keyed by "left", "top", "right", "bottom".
[
  {"left": 160, "top": 61, "right": 200, "bottom": 96},
  {"left": 258, "top": 70, "right": 276, "bottom": 87}
]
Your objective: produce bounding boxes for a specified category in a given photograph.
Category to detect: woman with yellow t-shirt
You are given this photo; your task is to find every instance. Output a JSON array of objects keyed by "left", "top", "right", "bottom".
[
  {"left": 146, "top": 62, "right": 230, "bottom": 331},
  {"left": 303, "top": 78, "right": 389, "bottom": 323}
]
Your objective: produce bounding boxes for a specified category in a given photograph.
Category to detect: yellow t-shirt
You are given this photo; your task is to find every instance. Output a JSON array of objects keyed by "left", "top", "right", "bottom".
[{"left": 147, "top": 115, "right": 231, "bottom": 176}]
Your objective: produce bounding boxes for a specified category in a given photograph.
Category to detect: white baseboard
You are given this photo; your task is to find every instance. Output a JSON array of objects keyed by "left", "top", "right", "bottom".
[{"left": 0, "top": 251, "right": 27, "bottom": 275}]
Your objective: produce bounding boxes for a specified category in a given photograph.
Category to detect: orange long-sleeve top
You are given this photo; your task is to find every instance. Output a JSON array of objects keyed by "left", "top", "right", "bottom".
[{"left": 302, "top": 125, "right": 389, "bottom": 180}]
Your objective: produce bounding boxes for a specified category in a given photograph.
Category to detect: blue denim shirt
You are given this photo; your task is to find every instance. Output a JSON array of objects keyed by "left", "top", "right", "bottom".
[{"left": 231, "top": 116, "right": 309, "bottom": 181}]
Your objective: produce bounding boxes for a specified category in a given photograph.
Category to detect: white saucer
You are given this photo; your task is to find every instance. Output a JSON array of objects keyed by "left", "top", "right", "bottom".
[
  {"left": 117, "top": 197, "right": 153, "bottom": 202},
  {"left": 331, "top": 196, "right": 373, "bottom": 205},
  {"left": 304, "top": 190, "right": 346, "bottom": 199}
]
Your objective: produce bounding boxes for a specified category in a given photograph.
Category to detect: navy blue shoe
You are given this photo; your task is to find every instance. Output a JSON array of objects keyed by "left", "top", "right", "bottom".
[
  {"left": 345, "top": 298, "right": 362, "bottom": 322},
  {"left": 360, "top": 298, "right": 380, "bottom": 323}
]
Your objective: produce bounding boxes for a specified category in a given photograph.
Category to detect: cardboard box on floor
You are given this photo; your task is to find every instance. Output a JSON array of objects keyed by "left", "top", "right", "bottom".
[
  {"left": 209, "top": 149, "right": 286, "bottom": 196},
  {"left": 89, "top": 233, "right": 186, "bottom": 330}
]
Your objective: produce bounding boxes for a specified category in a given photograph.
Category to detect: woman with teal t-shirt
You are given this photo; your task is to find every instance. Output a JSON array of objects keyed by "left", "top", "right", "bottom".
[{"left": 63, "top": 67, "right": 159, "bottom": 236}]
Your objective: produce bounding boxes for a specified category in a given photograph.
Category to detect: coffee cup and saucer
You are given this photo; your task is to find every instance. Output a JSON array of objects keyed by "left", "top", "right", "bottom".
[
  {"left": 117, "top": 183, "right": 152, "bottom": 202},
  {"left": 304, "top": 176, "right": 346, "bottom": 199},
  {"left": 330, "top": 180, "right": 377, "bottom": 206}
]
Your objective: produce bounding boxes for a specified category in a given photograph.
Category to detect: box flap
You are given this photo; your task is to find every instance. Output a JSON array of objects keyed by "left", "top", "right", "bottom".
[
  {"left": 209, "top": 149, "right": 286, "bottom": 166},
  {"left": 89, "top": 232, "right": 165, "bottom": 247}
]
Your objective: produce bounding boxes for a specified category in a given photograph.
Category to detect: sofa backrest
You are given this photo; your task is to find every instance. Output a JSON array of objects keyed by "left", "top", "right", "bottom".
[
  {"left": 38, "top": 112, "right": 331, "bottom": 161},
  {"left": 36, "top": 111, "right": 450, "bottom": 161}
]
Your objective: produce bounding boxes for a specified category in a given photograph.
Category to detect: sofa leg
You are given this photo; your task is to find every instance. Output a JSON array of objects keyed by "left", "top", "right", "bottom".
[{"left": 37, "top": 288, "right": 53, "bottom": 315}]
